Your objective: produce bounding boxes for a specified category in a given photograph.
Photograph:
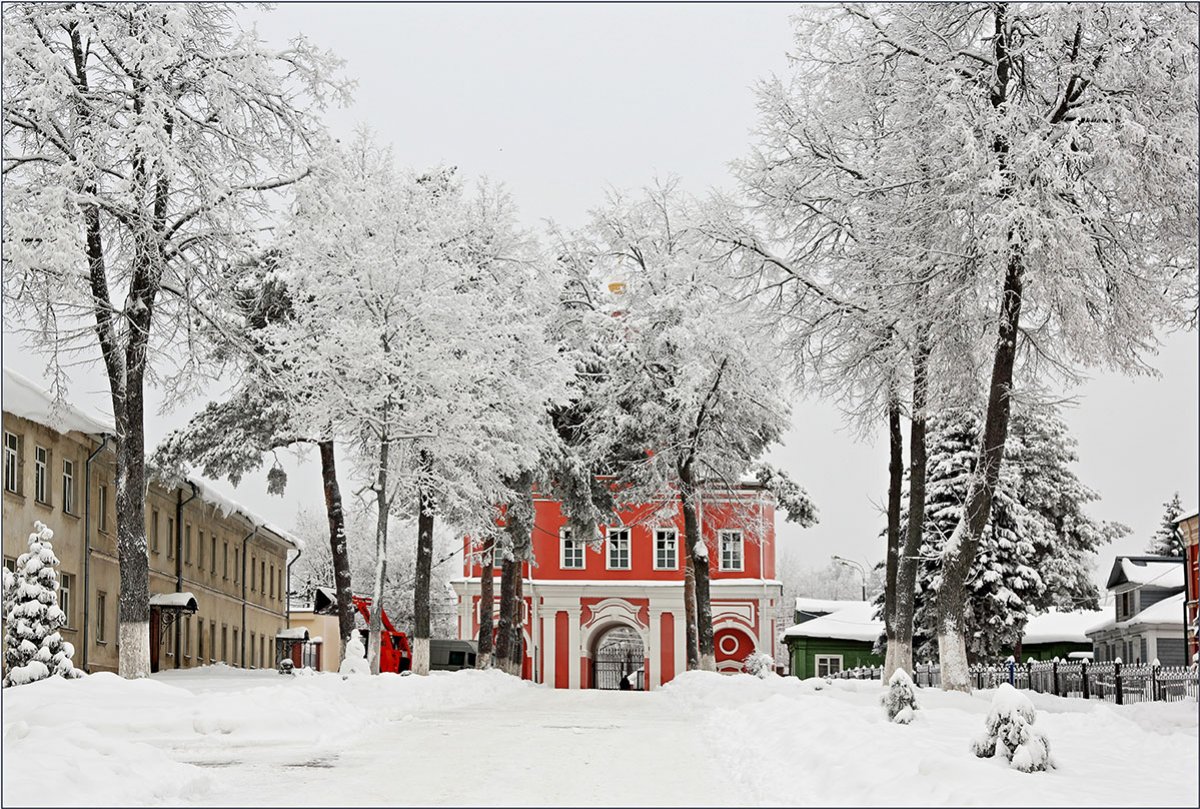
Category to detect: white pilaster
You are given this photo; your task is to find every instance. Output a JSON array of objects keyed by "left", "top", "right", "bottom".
[
  {"left": 543, "top": 611, "right": 557, "bottom": 686},
  {"left": 649, "top": 607, "right": 663, "bottom": 690},
  {"left": 566, "top": 606, "right": 581, "bottom": 689},
  {"left": 673, "top": 608, "right": 686, "bottom": 680}
]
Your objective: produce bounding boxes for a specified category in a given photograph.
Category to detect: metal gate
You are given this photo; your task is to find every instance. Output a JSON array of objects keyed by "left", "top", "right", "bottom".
[{"left": 592, "top": 626, "right": 644, "bottom": 690}]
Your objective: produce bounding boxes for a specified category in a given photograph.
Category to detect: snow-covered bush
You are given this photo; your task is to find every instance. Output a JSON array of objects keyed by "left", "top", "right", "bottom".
[
  {"left": 743, "top": 651, "right": 775, "bottom": 679},
  {"left": 3, "top": 522, "right": 83, "bottom": 687},
  {"left": 972, "top": 683, "right": 1053, "bottom": 772},
  {"left": 339, "top": 635, "right": 369, "bottom": 678},
  {"left": 881, "top": 668, "right": 919, "bottom": 724}
]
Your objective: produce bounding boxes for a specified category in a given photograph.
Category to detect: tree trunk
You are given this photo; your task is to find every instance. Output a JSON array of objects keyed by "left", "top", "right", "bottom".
[
  {"left": 368, "top": 429, "right": 390, "bottom": 676},
  {"left": 682, "top": 533, "right": 700, "bottom": 671},
  {"left": 115, "top": 401, "right": 151, "bottom": 679},
  {"left": 476, "top": 536, "right": 495, "bottom": 669},
  {"left": 412, "top": 463, "right": 435, "bottom": 676},
  {"left": 893, "top": 337, "right": 930, "bottom": 680},
  {"left": 937, "top": 5, "right": 1023, "bottom": 692},
  {"left": 317, "top": 440, "right": 355, "bottom": 661},
  {"left": 494, "top": 556, "right": 517, "bottom": 673},
  {"left": 680, "top": 461, "right": 715, "bottom": 671},
  {"left": 882, "top": 391, "right": 903, "bottom": 680},
  {"left": 510, "top": 567, "right": 524, "bottom": 677}
]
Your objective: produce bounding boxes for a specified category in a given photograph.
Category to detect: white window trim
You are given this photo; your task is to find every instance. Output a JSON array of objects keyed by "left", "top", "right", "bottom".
[
  {"left": 653, "top": 527, "right": 678, "bottom": 571},
  {"left": 59, "top": 573, "right": 73, "bottom": 628},
  {"left": 33, "top": 445, "right": 48, "bottom": 504},
  {"left": 718, "top": 530, "right": 744, "bottom": 572},
  {"left": 815, "top": 654, "right": 843, "bottom": 677},
  {"left": 606, "top": 528, "right": 631, "bottom": 571},
  {"left": 62, "top": 458, "right": 75, "bottom": 514},
  {"left": 3, "top": 431, "right": 19, "bottom": 493},
  {"left": 559, "top": 528, "right": 585, "bottom": 570}
]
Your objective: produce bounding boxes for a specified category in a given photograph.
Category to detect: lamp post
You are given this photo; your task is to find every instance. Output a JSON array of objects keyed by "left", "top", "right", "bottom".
[{"left": 831, "top": 555, "right": 867, "bottom": 602}]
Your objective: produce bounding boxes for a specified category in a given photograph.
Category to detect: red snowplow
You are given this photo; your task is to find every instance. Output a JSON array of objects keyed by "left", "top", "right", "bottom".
[{"left": 352, "top": 595, "right": 412, "bottom": 674}]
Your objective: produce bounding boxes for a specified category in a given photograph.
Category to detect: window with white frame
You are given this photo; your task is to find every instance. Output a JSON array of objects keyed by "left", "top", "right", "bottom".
[
  {"left": 98, "top": 484, "right": 109, "bottom": 532},
  {"left": 560, "top": 528, "right": 585, "bottom": 569},
  {"left": 62, "top": 459, "right": 75, "bottom": 514},
  {"left": 606, "top": 528, "right": 630, "bottom": 570},
  {"left": 59, "top": 573, "right": 73, "bottom": 627},
  {"left": 719, "top": 530, "right": 744, "bottom": 571},
  {"left": 654, "top": 528, "right": 678, "bottom": 570},
  {"left": 4, "top": 431, "right": 19, "bottom": 493},
  {"left": 815, "top": 654, "right": 842, "bottom": 677},
  {"left": 34, "top": 445, "right": 48, "bottom": 504}
]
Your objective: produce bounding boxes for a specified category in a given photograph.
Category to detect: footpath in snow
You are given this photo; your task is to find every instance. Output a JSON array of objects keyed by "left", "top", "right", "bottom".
[{"left": 2, "top": 666, "right": 1196, "bottom": 807}]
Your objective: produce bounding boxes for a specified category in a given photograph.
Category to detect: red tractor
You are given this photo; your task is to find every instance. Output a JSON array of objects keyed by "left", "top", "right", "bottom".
[
  {"left": 313, "top": 588, "right": 412, "bottom": 673},
  {"left": 352, "top": 595, "right": 412, "bottom": 674}
]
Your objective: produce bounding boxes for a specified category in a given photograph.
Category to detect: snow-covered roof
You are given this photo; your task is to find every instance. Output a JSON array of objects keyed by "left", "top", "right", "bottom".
[
  {"left": 783, "top": 601, "right": 882, "bottom": 643},
  {"left": 1174, "top": 509, "right": 1199, "bottom": 524},
  {"left": 1087, "top": 592, "right": 1187, "bottom": 635},
  {"left": 1021, "top": 608, "right": 1108, "bottom": 645},
  {"left": 1105, "top": 556, "right": 1185, "bottom": 590},
  {"left": 794, "top": 597, "right": 863, "bottom": 617},
  {"left": 276, "top": 627, "right": 309, "bottom": 640},
  {"left": 186, "top": 475, "right": 302, "bottom": 552},
  {"left": 149, "top": 592, "right": 198, "bottom": 611},
  {"left": 2, "top": 369, "right": 113, "bottom": 437}
]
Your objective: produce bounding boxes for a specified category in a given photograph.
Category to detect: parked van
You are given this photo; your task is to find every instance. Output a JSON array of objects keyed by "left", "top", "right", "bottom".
[{"left": 430, "top": 639, "right": 478, "bottom": 671}]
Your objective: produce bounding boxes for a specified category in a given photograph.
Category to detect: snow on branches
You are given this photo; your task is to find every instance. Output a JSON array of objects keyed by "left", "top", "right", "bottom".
[
  {"left": 881, "top": 668, "right": 919, "bottom": 725},
  {"left": 2, "top": 522, "right": 83, "bottom": 687},
  {"left": 972, "top": 684, "right": 1054, "bottom": 773}
]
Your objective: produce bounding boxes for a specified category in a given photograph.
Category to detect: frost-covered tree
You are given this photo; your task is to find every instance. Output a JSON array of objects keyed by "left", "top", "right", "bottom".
[
  {"left": 3, "top": 522, "right": 83, "bottom": 687},
  {"left": 972, "top": 683, "right": 1053, "bottom": 773},
  {"left": 561, "top": 181, "right": 813, "bottom": 672},
  {"left": 881, "top": 668, "right": 919, "bottom": 724},
  {"left": 912, "top": 406, "right": 1123, "bottom": 661},
  {"left": 1146, "top": 493, "right": 1185, "bottom": 557},
  {"left": 735, "top": 3, "right": 1198, "bottom": 690},
  {"left": 743, "top": 651, "right": 775, "bottom": 679},
  {"left": 2, "top": 3, "right": 346, "bottom": 677},
  {"left": 268, "top": 132, "right": 570, "bottom": 675}
]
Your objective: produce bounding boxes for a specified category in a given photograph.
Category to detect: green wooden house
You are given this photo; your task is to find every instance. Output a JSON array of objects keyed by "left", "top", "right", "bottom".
[{"left": 782, "top": 600, "right": 883, "bottom": 679}]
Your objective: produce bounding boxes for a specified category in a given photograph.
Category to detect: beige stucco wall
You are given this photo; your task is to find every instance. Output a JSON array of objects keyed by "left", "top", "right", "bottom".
[
  {"left": 3, "top": 411, "right": 293, "bottom": 675},
  {"left": 288, "top": 610, "right": 341, "bottom": 671}
]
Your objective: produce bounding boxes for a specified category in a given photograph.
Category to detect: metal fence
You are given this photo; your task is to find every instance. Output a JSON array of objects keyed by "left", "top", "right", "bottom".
[{"left": 832, "top": 659, "right": 1199, "bottom": 705}]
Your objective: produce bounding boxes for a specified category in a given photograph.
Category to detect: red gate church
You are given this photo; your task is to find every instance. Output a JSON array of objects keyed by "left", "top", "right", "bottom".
[{"left": 450, "top": 482, "right": 782, "bottom": 690}]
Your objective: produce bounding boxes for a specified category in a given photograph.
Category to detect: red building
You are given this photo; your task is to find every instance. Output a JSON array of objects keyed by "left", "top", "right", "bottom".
[
  {"left": 1178, "top": 509, "right": 1199, "bottom": 660},
  {"left": 450, "top": 483, "right": 782, "bottom": 689}
]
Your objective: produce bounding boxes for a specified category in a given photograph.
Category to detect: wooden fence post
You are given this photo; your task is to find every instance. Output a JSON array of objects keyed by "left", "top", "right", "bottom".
[
  {"left": 1052, "top": 658, "right": 1060, "bottom": 697},
  {"left": 1080, "top": 659, "right": 1090, "bottom": 700},
  {"left": 1151, "top": 659, "right": 1160, "bottom": 701},
  {"left": 1115, "top": 659, "right": 1123, "bottom": 705}
]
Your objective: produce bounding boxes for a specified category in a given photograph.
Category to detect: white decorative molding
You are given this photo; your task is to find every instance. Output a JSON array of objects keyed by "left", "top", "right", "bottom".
[{"left": 581, "top": 597, "right": 647, "bottom": 630}]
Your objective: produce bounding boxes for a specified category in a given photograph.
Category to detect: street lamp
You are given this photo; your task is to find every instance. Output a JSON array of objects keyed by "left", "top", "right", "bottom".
[{"left": 831, "top": 555, "right": 867, "bottom": 602}]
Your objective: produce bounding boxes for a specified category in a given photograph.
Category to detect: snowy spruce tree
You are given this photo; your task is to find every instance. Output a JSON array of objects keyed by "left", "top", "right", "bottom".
[
  {"left": 1146, "top": 493, "right": 1185, "bottom": 557},
  {"left": 972, "top": 684, "right": 1053, "bottom": 773},
  {"left": 881, "top": 668, "right": 919, "bottom": 725},
  {"left": 3, "top": 522, "right": 83, "bottom": 687},
  {"left": 743, "top": 651, "right": 775, "bottom": 679}
]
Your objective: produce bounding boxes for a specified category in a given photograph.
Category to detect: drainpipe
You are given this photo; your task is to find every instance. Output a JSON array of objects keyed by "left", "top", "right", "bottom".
[
  {"left": 174, "top": 482, "right": 199, "bottom": 668},
  {"left": 82, "top": 434, "right": 110, "bottom": 673},
  {"left": 285, "top": 545, "right": 302, "bottom": 629},
  {"left": 240, "top": 525, "right": 258, "bottom": 667}
]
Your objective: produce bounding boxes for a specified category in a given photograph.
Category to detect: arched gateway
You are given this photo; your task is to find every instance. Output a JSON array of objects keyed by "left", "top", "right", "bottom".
[{"left": 591, "top": 625, "right": 646, "bottom": 690}]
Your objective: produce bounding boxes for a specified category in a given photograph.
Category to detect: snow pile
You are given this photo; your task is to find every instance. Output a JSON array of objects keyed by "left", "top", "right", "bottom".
[
  {"left": 338, "top": 635, "right": 369, "bottom": 677},
  {"left": 972, "top": 683, "right": 1053, "bottom": 772},
  {"left": 742, "top": 651, "right": 775, "bottom": 679},
  {"left": 3, "top": 521, "right": 83, "bottom": 687},
  {"left": 882, "top": 668, "right": 919, "bottom": 724}
]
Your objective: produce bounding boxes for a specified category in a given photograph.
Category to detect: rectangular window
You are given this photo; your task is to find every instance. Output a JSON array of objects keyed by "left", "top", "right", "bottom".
[
  {"left": 210, "top": 535, "right": 217, "bottom": 575},
  {"left": 34, "top": 445, "right": 48, "bottom": 504},
  {"left": 654, "top": 528, "right": 678, "bottom": 570},
  {"left": 250, "top": 632, "right": 256, "bottom": 668},
  {"left": 59, "top": 573, "right": 73, "bottom": 627},
  {"left": 198, "top": 531, "right": 205, "bottom": 570},
  {"left": 223, "top": 542, "right": 229, "bottom": 580},
  {"left": 233, "top": 628, "right": 239, "bottom": 666},
  {"left": 606, "top": 528, "right": 630, "bottom": 570},
  {"left": 560, "top": 528, "right": 585, "bottom": 569},
  {"left": 98, "top": 484, "right": 108, "bottom": 532},
  {"left": 260, "top": 636, "right": 265, "bottom": 668},
  {"left": 251, "top": 556, "right": 256, "bottom": 590},
  {"left": 719, "top": 530, "right": 744, "bottom": 572},
  {"left": 3, "top": 557, "right": 16, "bottom": 574},
  {"left": 261, "top": 561, "right": 266, "bottom": 595},
  {"left": 61, "top": 459, "right": 76, "bottom": 514},
  {"left": 221, "top": 626, "right": 228, "bottom": 663},
  {"left": 234, "top": 548, "right": 239, "bottom": 583},
  {"left": 210, "top": 621, "right": 217, "bottom": 664},
  {"left": 96, "top": 591, "right": 107, "bottom": 642},
  {"left": 815, "top": 654, "right": 843, "bottom": 677},
  {"left": 279, "top": 569, "right": 284, "bottom": 602},
  {"left": 185, "top": 524, "right": 192, "bottom": 565},
  {"left": 3, "top": 431, "right": 19, "bottom": 493},
  {"left": 167, "top": 517, "right": 175, "bottom": 558},
  {"left": 150, "top": 509, "right": 160, "bottom": 554},
  {"left": 185, "top": 616, "right": 192, "bottom": 659},
  {"left": 270, "top": 564, "right": 275, "bottom": 598}
]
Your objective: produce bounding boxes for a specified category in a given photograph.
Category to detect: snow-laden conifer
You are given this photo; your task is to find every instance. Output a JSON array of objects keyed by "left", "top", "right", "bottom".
[
  {"left": 972, "top": 684, "right": 1053, "bottom": 773},
  {"left": 743, "top": 651, "right": 775, "bottom": 679},
  {"left": 1146, "top": 493, "right": 1185, "bottom": 557},
  {"left": 2, "top": 522, "right": 83, "bottom": 687},
  {"left": 881, "top": 668, "right": 919, "bottom": 724}
]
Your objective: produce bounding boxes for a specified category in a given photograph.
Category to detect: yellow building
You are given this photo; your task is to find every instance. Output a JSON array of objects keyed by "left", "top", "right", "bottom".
[{"left": 3, "top": 370, "right": 299, "bottom": 674}]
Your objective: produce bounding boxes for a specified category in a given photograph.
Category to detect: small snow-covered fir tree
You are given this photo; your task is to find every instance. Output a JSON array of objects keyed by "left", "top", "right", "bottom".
[
  {"left": 881, "top": 668, "right": 919, "bottom": 724},
  {"left": 1146, "top": 493, "right": 1185, "bottom": 557},
  {"left": 743, "top": 651, "right": 775, "bottom": 679},
  {"left": 3, "top": 522, "right": 83, "bottom": 687},
  {"left": 972, "top": 684, "right": 1053, "bottom": 772}
]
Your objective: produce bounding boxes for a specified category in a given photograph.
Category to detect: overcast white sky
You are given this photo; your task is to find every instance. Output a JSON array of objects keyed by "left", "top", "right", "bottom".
[{"left": 3, "top": 4, "right": 1197, "bottom": 587}]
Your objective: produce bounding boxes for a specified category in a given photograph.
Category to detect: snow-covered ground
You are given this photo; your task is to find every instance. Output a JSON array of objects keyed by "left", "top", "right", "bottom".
[{"left": 2, "top": 667, "right": 1196, "bottom": 807}]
